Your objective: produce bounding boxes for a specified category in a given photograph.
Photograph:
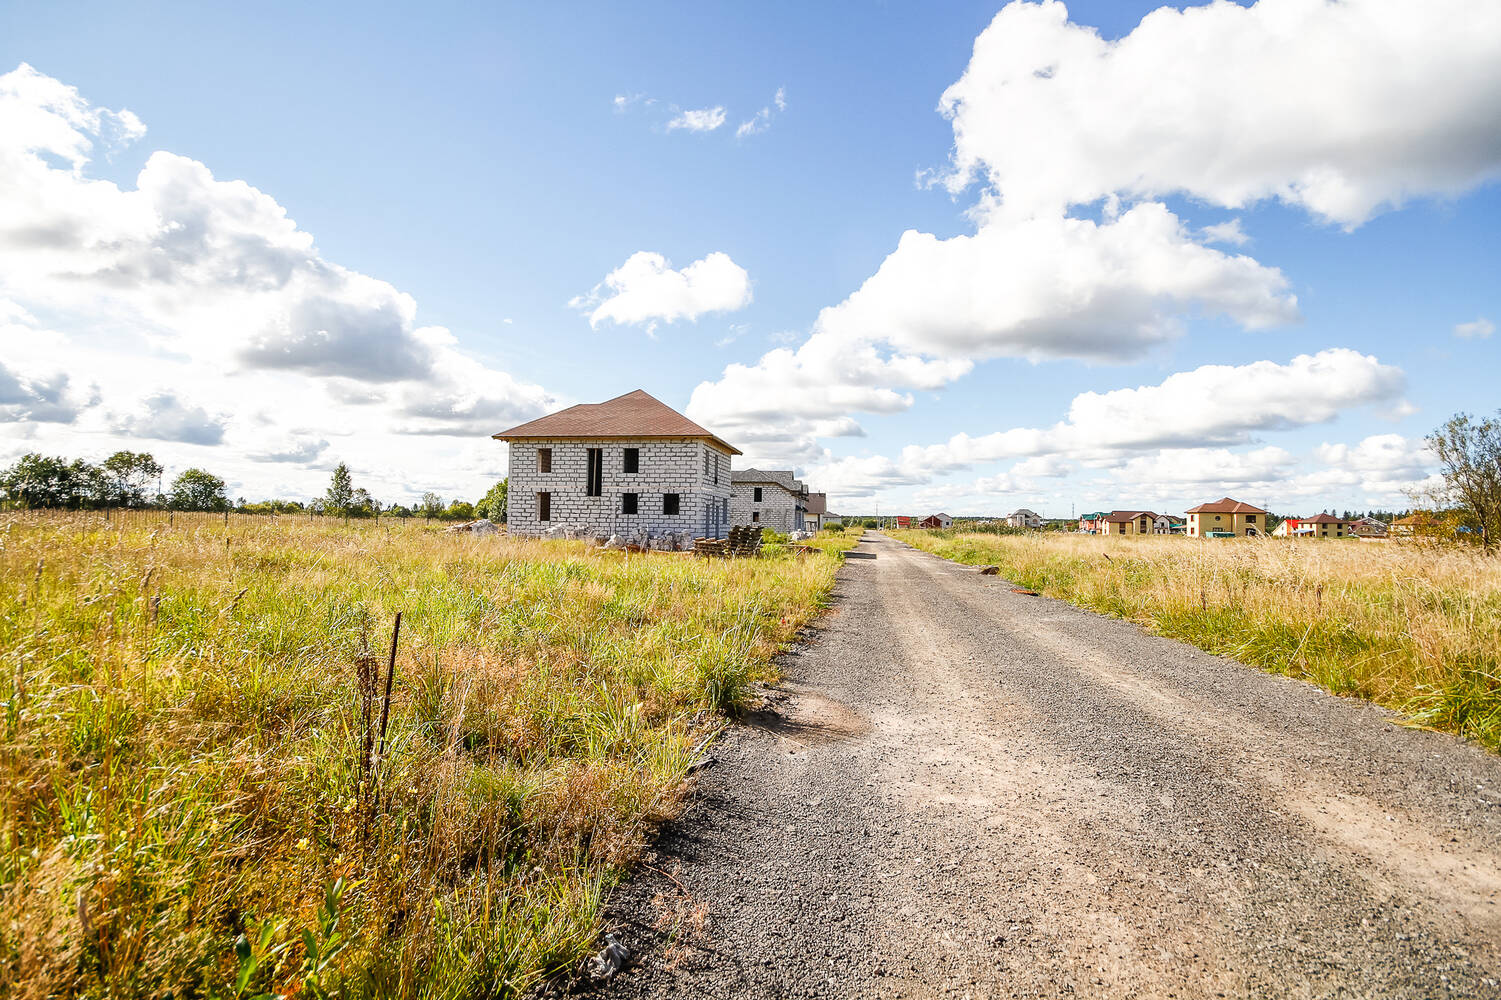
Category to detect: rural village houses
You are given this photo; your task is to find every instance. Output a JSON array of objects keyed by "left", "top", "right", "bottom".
[
  {"left": 1101, "top": 510, "right": 1157, "bottom": 535},
  {"left": 804, "top": 492, "right": 832, "bottom": 530},
  {"left": 494, "top": 389, "right": 741, "bottom": 540},
  {"left": 1186, "top": 497, "right": 1269, "bottom": 537},
  {"left": 730, "top": 469, "right": 808, "bottom": 533},
  {"left": 1006, "top": 508, "right": 1043, "bottom": 529},
  {"left": 918, "top": 512, "right": 954, "bottom": 529}
]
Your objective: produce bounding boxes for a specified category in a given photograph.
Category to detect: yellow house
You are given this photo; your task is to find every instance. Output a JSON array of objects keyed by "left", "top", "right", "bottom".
[
  {"left": 1186, "top": 497, "right": 1268, "bottom": 537},
  {"left": 1100, "top": 510, "right": 1156, "bottom": 535}
]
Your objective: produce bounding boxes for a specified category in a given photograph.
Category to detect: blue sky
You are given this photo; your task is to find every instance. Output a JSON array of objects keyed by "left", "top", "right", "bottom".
[{"left": 2, "top": 0, "right": 1498, "bottom": 515}]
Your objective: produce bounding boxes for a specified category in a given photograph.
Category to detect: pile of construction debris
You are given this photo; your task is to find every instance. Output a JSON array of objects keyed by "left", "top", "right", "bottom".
[
  {"left": 601, "top": 528, "right": 698, "bottom": 552},
  {"left": 444, "top": 518, "right": 501, "bottom": 535}
]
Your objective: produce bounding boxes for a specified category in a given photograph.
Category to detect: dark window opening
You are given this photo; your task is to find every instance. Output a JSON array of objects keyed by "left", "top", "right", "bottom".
[
  {"left": 586, "top": 448, "right": 602, "bottom": 497},
  {"left": 1246, "top": 514, "right": 1257, "bottom": 523},
  {"left": 713, "top": 454, "right": 719, "bottom": 484},
  {"left": 623, "top": 448, "right": 639, "bottom": 474},
  {"left": 622, "top": 492, "right": 638, "bottom": 515},
  {"left": 703, "top": 452, "right": 709, "bottom": 475},
  {"left": 538, "top": 492, "right": 551, "bottom": 522},
  {"left": 538, "top": 448, "right": 552, "bottom": 473},
  {"left": 663, "top": 493, "right": 680, "bottom": 516},
  {"left": 753, "top": 486, "right": 762, "bottom": 503},
  {"left": 752, "top": 511, "right": 760, "bottom": 522}
]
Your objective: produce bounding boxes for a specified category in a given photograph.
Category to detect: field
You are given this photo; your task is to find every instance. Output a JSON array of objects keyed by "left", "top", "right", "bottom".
[
  {"left": 0, "top": 512, "right": 857, "bottom": 998},
  {"left": 892, "top": 530, "right": 1501, "bottom": 752}
]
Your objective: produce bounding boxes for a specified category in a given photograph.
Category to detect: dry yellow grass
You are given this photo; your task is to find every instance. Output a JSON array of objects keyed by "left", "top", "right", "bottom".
[
  {"left": 0, "top": 512, "right": 853, "bottom": 997},
  {"left": 894, "top": 530, "right": 1501, "bottom": 749}
]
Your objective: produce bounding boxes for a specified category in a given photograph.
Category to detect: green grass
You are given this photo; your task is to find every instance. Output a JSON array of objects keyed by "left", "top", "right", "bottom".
[
  {"left": 0, "top": 513, "right": 845, "bottom": 997},
  {"left": 893, "top": 529, "right": 1501, "bottom": 750}
]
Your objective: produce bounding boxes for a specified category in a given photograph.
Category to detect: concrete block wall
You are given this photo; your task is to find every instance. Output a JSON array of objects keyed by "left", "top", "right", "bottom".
[
  {"left": 507, "top": 438, "right": 733, "bottom": 538},
  {"left": 730, "top": 481, "right": 799, "bottom": 533}
]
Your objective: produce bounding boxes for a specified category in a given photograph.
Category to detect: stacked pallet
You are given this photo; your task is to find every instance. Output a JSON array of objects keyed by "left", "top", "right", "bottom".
[
  {"left": 693, "top": 537, "right": 727, "bottom": 558},
  {"left": 728, "top": 525, "right": 764, "bottom": 557}
]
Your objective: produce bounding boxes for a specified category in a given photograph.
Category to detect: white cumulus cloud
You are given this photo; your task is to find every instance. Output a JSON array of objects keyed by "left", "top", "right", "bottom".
[
  {"left": 666, "top": 106, "right": 726, "bottom": 132},
  {"left": 574, "top": 250, "right": 752, "bottom": 332},
  {"left": 939, "top": 0, "right": 1501, "bottom": 227},
  {"left": 0, "top": 63, "right": 556, "bottom": 502}
]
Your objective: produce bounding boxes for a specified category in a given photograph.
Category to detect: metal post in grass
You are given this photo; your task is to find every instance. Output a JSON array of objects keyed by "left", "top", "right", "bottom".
[{"left": 370, "top": 611, "right": 402, "bottom": 825}]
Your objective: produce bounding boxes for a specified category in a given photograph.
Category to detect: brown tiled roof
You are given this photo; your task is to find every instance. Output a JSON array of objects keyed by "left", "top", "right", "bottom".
[
  {"left": 492, "top": 389, "right": 741, "bottom": 454},
  {"left": 1302, "top": 513, "right": 1346, "bottom": 524},
  {"left": 732, "top": 468, "right": 801, "bottom": 492},
  {"left": 1185, "top": 497, "right": 1268, "bottom": 514},
  {"left": 1103, "top": 509, "right": 1156, "bottom": 523}
]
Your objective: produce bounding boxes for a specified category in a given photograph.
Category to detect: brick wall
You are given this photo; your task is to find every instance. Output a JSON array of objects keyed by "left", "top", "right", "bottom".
[
  {"left": 730, "top": 481, "right": 799, "bottom": 533},
  {"left": 507, "top": 438, "right": 733, "bottom": 538}
]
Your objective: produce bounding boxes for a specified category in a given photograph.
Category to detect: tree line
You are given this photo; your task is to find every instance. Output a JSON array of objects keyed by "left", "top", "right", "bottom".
[{"left": 0, "top": 453, "right": 507, "bottom": 522}]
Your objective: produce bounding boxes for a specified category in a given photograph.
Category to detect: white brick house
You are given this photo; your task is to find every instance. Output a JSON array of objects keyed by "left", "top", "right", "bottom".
[
  {"left": 494, "top": 390, "right": 740, "bottom": 539},
  {"left": 730, "top": 469, "right": 806, "bottom": 533}
]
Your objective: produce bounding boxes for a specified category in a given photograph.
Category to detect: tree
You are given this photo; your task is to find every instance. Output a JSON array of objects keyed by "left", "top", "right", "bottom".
[
  {"left": 326, "top": 463, "right": 355, "bottom": 517},
  {"left": 474, "top": 478, "right": 508, "bottom": 522},
  {"left": 444, "top": 500, "right": 475, "bottom": 521},
  {"left": 169, "top": 468, "right": 230, "bottom": 512},
  {"left": 101, "top": 450, "right": 163, "bottom": 508},
  {"left": 0, "top": 453, "right": 105, "bottom": 509},
  {"left": 350, "top": 488, "right": 381, "bottom": 518},
  {"left": 419, "top": 492, "right": 444, "bottom": 519},
  {"left": 1427, "top": 411, "right": 1501, "bottom": 548}
]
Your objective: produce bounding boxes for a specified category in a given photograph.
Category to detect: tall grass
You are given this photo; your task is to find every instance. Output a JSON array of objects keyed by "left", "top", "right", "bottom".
[
  {"left": 0, "top": 513, "right": 846, "bottom": 997},
  {"left": 893, "top": 530, "right": 1501, "bottom": 750}
]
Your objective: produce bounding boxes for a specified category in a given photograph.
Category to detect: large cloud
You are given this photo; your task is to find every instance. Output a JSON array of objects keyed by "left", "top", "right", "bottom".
[
  {"left": 940, "top": 0, "right": 1501, "bottom": 226},
  {"left": 109, "top": 391, "right": 228, "bottom": 446},
  {"left": 0, "top": 63, "right": 555, "bottom": 501},
  {"left": 573, "top": 251, "right": 752, "bottom": 332},
  {"left": 814, "top": 202, "right": 1296, "bottom": 362},
  {"left": 807, "top": 349, "right": 1407, "bottom": 499}
]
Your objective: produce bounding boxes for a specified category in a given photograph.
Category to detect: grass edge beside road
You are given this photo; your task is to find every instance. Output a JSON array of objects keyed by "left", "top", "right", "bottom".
[
  {"left": 890, "top": 529, "right": 1501, "bottom": 753},
  {"left": 0, "top": 515, "right": 859, "bottom": 998}
]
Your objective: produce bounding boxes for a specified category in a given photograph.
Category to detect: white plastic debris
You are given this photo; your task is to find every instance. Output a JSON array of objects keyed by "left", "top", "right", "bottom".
[{"left": 587, "top": 933, "right": 629, "bottom": 980}]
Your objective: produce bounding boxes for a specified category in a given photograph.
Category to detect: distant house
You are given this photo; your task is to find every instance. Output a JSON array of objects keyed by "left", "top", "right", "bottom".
[
  {"left": 1154, "top": 514, "right": 1185, "bottom": 534},
  {"left": 918, "top": 512, "right": 954, "bottom": 529},
  {"left": 1186, "top": 497, "right": 1268, "bottom": 537},
  {"left": 1006, "top": 508, "right": 1043, "bottom": 529},
  {"left": 1101, "top": 510, "right": 1157, "bottom": 535},
  {"left": 1274, "top": 514, "right": 1354, "bottom": 539},
  {"left": 1391, "top": 512, "right": 1441, "bottom": 537},
  {"left": 1349, "top": 516, "right": 1389, "bottom": 538},
  {"left": 731, "top": 469, "right": 807, "bottom": 532},
  {"left": 495, "top": 389, "right": 740, "bottom": 538},
  {"left": 804, "top": 492, "right": 831, "bottom": 531},
  {"left": 1078, "top": 511, "right": 1109, "bottom": 534}
]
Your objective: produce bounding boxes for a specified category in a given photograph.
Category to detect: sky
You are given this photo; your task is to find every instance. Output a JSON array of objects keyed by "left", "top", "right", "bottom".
[{"left": 1, "top": 0, "right": 1498, "bottom": 517}]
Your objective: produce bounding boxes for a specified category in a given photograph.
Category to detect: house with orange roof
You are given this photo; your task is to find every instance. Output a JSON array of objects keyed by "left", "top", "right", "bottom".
[{"left": 1185, "top": 497, "right": 1269, "bottom": 537}]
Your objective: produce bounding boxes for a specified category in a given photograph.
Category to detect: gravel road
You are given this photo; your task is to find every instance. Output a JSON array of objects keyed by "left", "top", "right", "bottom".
[{"left": 590, "top": 533, "right": 1501, "bottom": 998}]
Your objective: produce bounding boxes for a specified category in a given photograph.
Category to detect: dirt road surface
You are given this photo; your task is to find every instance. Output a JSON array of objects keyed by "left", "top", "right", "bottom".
[{"left": 593, "top": 533, "right": 1501, "bottom": 998}]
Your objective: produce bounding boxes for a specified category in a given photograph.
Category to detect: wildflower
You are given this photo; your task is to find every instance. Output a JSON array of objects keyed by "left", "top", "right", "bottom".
[{"left": 297, "top": 837, "right": 310, "bottom": 850}]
